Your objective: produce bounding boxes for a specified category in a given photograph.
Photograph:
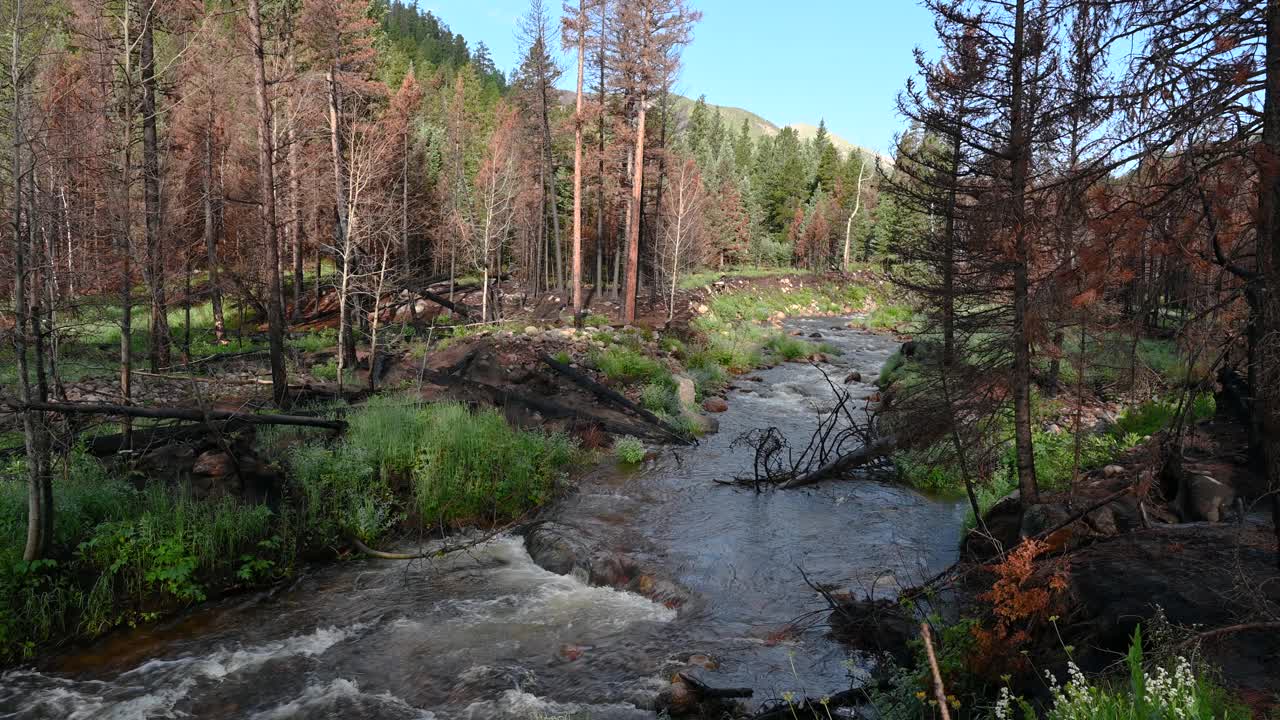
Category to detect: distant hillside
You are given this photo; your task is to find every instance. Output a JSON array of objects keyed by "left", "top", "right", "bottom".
[
  {"left": 556, "top": 89, "right": 883, "bottom": 163},
  {"left": 668, "top": 96, "right": 882, "bottom": 163}
]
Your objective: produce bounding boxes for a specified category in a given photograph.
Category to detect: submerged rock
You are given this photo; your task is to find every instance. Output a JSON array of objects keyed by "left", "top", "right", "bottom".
[
  {"left": 702, "top": 397, "right": 728, "bottom": 413},
  {"left": 524, "top": 522, "right": 593, "bottom": 578}
]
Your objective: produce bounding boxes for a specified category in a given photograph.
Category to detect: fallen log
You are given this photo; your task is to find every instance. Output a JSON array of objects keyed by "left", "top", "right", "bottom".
[
  {"left": 539, "top": 353, "right": 693, "bottom": 445},
  {"left": 132, "top": 370, "right": 311, "bottom": 388},
  {"left": 3, "top": 399, "right": 346, "bottom": 430},
  {"left": 779, "top": 434, "right": 897, "bottom": 489},
  {"left": 421, "top": 369, "right": 668, "bottom": 441},
  {"left": 419, "top": 289, "right": 470, "bottom": 318}
]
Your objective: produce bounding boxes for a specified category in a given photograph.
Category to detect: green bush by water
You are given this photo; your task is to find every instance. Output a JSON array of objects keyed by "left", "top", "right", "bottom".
[
  {"left": 594, "top": 346, "right": 671, "bottom": 385},
  {"left": 411, "top": 404, "right": 576, "bottom": 525},
  {"left": 0, "top": 451, "right": 288, "bottom": 662},
  {"left": 613, "top": 437, "right": 647, "bottom": 464}
]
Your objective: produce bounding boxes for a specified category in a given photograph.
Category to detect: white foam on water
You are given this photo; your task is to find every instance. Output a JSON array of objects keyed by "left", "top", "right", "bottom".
[
  {"left": 0, "top": 625, "right": 366, "bottom": 720},
  {"left": 459, "top": 689, "right": 651, "bottom": 720},
  {"left": 122, "top": 623, "right": 365, "bottom": 681},
  {"left": 483, "top": 537, "right": 678, "bottom": 628},
  {"left": 248, "top": 678, "right": 434, "bottom": 720}
]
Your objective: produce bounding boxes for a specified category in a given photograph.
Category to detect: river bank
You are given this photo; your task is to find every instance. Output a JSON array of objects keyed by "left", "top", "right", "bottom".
[{"left": 1, "top": 313, "right": 963, "bottom": 719}]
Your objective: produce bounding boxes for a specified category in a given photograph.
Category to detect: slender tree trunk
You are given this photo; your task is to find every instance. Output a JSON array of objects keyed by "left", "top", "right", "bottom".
[
  {"left": 288, "top": 114, "right": 304, "bottom": 320},
  {"left": 597, "top": 7, "right": 609, "bottom": 297},
  {"left": 11, "top": 0, "right": 52, "bottom": 560},
  {"left": 1258, "top": 0, "right": 1280, "bottom": 569},
  {"left": 1008, "top": 0, "right": 1038, "bottom": 505},
  {"left": 572, "top": 1, "right": 586, "bottom": 313},
  {"left": 117, "top": 8, "right": 135, "bottom": 449},
  {"left": 138, "top": 0, "right": 170, "bottom": 372},
  {"left": 327, "top": 68, "right": 356, "bottom": 369},
  {"left": 843, "top": 159, "right": 867, "bottom": 272},
  {"left": 247, "top": 0, "right": 290, "bottom": 407},
  {"left": 623, "top": 97, "right": 647, "bottom": 323},
  {"left": 202, "top": 117, "right": 226, "bottom": 343}
]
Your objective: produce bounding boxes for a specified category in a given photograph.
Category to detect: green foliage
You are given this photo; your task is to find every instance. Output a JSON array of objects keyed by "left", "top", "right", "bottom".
[
  {"left": 640, "top": 382, "right": 681, "bottom": 416},
  {"left": 1113, "top": 394, "right": 1215, "bottom": 439},
  {"left": 584, "top": 313, "right": 611, "bottom": 328},
  {"left": 764, "top": 333, "right": 818, "bottom": 361},
  {"left": 685, "top": 350, "right": 729, "bottom": 398},
  {"left": 292, "top": 328, "right": 338, "bottom": 353},
  {"left": 345, "top": 395, "right": 431, "bottom": 474},
  {"left": 594, "top": 346, "right": 670, "bottom": 386},
  {"left": 862, "top": 303, "right": 917, "bottom": 331},
  {"left": 613, "top": 437, "right": 647, "bottom": 464},
  {"left": 410, "top": 404, "right": 576, "bottom": 525},
  {"left": 288, "top": 443, "right": 397, "bottom": 546},
  {"left": 1004, "top": 628, "right": 1252, "bottom": 720},
  {"left": 0, "top": 452, "right": 288, "bottom": 661}
]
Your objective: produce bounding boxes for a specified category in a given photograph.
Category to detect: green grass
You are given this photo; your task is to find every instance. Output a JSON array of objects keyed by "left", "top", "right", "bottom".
[
  {"left": 613, "top": 436, "right": 647, "bottom": 464},
  {"left": 640, "top": 381, "right": 681, "bottom": 415},
  {"left": 0, "top": 450, "right": 289, "bottom": 661},
  {"left": 288, "top": 398, "right": 579, "bottom": 533},
  {"left": 764, "top": 332, "right": 820, "bottom": 361},
  {"left": 410, "top": 404, "right": 577, "bottom": 525},
  {"left": 677, "top": 265, "right": 808, "bottom": 290},
  {"left": 593, "top": 346, "right": 671, "bottom": 385},
  {"left": 860, "top": 303, "right": 917, "bottom": 331}
]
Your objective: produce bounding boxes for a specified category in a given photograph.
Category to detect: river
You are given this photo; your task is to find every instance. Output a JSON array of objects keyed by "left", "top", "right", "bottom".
[{"left": 0, "top": 318, "right": 964, "bottom": 719}]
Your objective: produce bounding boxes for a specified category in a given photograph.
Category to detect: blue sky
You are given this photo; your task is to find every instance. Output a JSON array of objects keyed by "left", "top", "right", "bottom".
[{"left": 425, "top": 1, "right": 937, "bottom": 153}]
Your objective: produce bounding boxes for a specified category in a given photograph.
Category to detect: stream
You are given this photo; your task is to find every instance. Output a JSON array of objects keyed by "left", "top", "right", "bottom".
[{"left": 0, "top": 318, "right": 964, "bottom": 719}]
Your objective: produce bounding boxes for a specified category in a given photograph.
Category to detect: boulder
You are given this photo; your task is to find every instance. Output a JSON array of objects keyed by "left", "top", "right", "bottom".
[
  {"left": 809, "top": 332, "right": 823, "bottom": 339},
  {"left": 193, "top": 450, "right": 236, "bottom": 478},
  {"left": 1175, "top": 473, "right": 1236, "bottom": 522},
  {"left": 684, "top": 412, "right": 719, "bottom": 435},
  {"left": 674, "top": 376, "right": 697, "bottom": 408},
  {"left": 844, "top": 371, "right": 862, "bottom": 384},
  {"left": 136, "top": 444, "right": 196, "bottom": 480},
  {"left": 524, "top": 522, "right": 593, "bottom": 578},
  {"left": 702, "top": 397, "right": 728, "bottom": 413}
]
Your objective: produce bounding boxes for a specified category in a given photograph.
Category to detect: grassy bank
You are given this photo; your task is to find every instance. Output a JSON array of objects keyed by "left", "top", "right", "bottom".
[
  {"left": 1, "top": 397, "right": 578, "bottom": 663},
  {"left": 879, "top": 335, "right": 1217, "bottom": 523}
]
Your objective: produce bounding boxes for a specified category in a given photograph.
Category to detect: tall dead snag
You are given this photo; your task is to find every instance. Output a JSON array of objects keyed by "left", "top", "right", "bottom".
[
  {"left": 657, "top": 155, "right": 704, "bottom": 320},
  {"left": 1006, "top": 0, "right": 1039, "bottom": 504},
  {"left": 9, "top": 0, "right": 53, "bottom": 560},
  {"left": 471, "top": 105, "right": 522, "bottom": 322},
  {"left": 609, "top": 0, "right": 699, "bottom": 323},
  {"left": 246, "top": 0, "right": 290, "bottom": 407},
  {"left": 201, "top": 102, "right": 226, "bottom": 344},
  {"left": 137, "top": 0, "right": 170, "bottom": 372},
  {"left": 564, "top": 0, "right": 588, "bottom": 313},
  {"left": 1259, "top": 0, "right": 1280, "bottom": 569}
]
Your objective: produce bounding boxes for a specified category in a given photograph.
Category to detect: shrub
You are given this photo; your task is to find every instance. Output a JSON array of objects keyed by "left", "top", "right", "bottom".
[
  {"left": 288, "top": 443, "right": 397, "bottom": 545},
  {"left": 640, "top": 382, "right": 680, "bottom": 415},
  {"left": 594, "top": 346, "right": 669, "bottom": 385},
  {"left": 292, "top": 328, "right": 337, "bottom": 353},
  {"left": 411, "top": 404, "right": 576, "bottom": 525},
  {"left": 864, "top": 303, "right": 916, "bottom": 331},
  {"left": 997, "top": 629, "right": 1250, "bottom": 720},
  {"left": 614, "top": 436, "right": 646, "bottom": 464},
  {"left": 765, "top": 333, "right": 817, "bottom": 361},
  {"left": 1, "top": 453, "right": 289, "bottom": 661}
]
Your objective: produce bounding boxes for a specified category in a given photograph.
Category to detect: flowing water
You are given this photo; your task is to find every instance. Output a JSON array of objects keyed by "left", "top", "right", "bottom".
[{"left": 0, "top": 319, "right": 964, "bottom": 719}]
